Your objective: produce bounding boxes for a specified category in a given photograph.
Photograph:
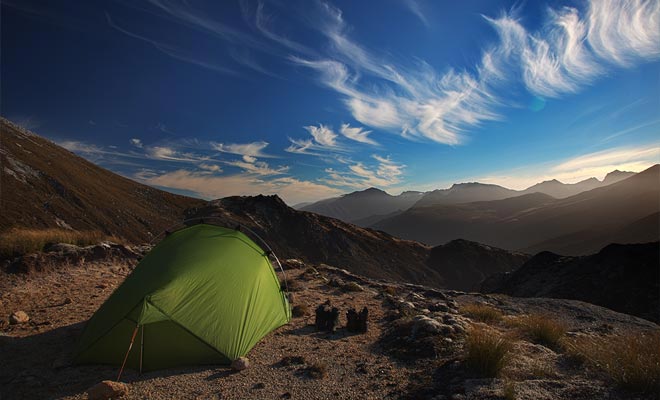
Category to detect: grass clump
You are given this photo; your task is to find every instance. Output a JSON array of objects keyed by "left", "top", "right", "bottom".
[
  {"left": 464, "top": 326, "right": 512, "bottom": 378},
  {"left": 0, "top": 228, "right": 119, "bottom": 258},
  {"left": 565, "top": 331, "right": 660, "bottom": 393},
  {"left": 513, "top": 313, "right": 567, "bottom": 349},
  {"left": 461, "top": 303, "right": 504, "bottom": 324},
  {"left": 291, "top": 304, "right": 309, "bottom": 318}
]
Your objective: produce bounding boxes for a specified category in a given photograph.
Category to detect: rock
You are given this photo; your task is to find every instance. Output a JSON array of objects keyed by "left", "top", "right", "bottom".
[
  {"left": 9, "top": 311, "right": 29, "bottom": 324},
  {"left": 231, "top": 357, "right": 250, "bottom": 371},
  {"left": 429, "top": 302, "right": 450, "bottom": 312},
  {"left": 343, "top": 281, "right": 364, "bottom": 292},
  {"left": 315, "top": 301, "right": 340, "bottom": 332},
  {"left": 346, "top": 307, "right": 369, "bottom": 333},
  {"left": 410, "top": 315, "right": 443, "bottom": 337},
  {"left": 86, "top": 380, "right": 129, "bottom": 400}
]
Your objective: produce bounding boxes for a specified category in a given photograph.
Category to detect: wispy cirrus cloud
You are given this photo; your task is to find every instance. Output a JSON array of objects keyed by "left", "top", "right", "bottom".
[
  {"left": 340, "top": 123, "right": 377, "bottom": 145},
  {"left": 290, "top": 0, "right": 660, "bottom": 145},
  {"left": 401, "top": 0, "right": 429, "bottom": 27},
  {"left": 286, "top": 124, "right": 345, "bottom": 155},
  {"left": 322, "top": 155, "right": 405, "bottom": 189},
  {"left": 211, "top": 140, "right": 273, "bottom": 161}
]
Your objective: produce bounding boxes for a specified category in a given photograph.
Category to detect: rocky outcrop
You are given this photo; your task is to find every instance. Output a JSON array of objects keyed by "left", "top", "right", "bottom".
[
  {"left": 481, "top": 242, "right": 660, "bottom": 323},
  {"left": 426, "top": 239, "right": 530, "bottom": 291}
]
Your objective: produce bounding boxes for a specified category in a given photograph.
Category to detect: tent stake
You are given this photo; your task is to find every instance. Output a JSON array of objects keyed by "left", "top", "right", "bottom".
[{"left": 117, "top": 325, "right": 139, "bottom": 381}]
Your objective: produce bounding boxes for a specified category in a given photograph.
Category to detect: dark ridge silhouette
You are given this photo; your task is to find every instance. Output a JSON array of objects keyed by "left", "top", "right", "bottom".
[{"left": 481, "top": 242, "right": 660, "bottom": 323}]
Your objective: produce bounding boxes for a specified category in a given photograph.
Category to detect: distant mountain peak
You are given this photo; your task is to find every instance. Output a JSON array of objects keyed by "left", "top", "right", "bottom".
[
  {"left": 344, "top": 187, "right": 389, "bottom": 197},
  {"left": 602, "top": 169, "right": 635, "bottom": 185}
]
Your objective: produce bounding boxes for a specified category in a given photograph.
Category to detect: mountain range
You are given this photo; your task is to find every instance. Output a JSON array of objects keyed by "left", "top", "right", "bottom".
[
  {"left": 373, "top": 165, "right": 659, "bottom": 254},
  {"left": 301, "top": 170, "right": 635, "bottom": 227}
]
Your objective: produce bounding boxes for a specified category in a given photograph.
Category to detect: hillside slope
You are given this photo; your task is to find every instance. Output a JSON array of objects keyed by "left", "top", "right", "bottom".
[
  {"left": 481, "top": 242, "right": 660, "bottom": 322},
  {"left": 426, "top": 239, "right": 530, "bottom": 291},
  {"left": 0, "top": 118, "right": 205, "bottom": 242},
  {"left": 183, "top": 195, "right": 443, "bottom": 286}
]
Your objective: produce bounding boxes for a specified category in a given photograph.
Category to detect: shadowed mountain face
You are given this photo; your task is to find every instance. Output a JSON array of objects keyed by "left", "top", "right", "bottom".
[
  {"left": 425, "top": 239, "right": 530, "bottom": 291},
  {"left": 481, "top": 242, "right": 660, "bottom": 323},
  {"left": 374, "top": 165, "right": 659, "bottom": 255},
  {"left": 0, "top": 118, "right": 205, "bottom": 242},
  {"left": 185, "top": 196, "right": 530, "bottom": 291},
  {"left": 184, "top": 195, "right": 442, "bottom": 286},
  {"left": 300, "top": 188, "right": 423, "bottom": 226}
]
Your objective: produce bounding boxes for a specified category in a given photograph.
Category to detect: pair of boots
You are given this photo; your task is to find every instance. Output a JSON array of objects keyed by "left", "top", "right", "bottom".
[{"left": 314, "top": 301, "right": 368, "bottom": 333}]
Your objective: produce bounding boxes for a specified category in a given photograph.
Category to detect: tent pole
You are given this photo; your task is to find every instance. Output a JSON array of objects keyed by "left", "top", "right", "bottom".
[
  {"left": 139, "top": 325, "right": 144, "bottom": 374},
  {"left": 117, "top": 324, "right": 139, "bottom": 381}
]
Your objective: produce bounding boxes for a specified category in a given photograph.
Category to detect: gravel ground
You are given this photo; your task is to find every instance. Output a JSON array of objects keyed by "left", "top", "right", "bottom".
[{"left": 1, "top": 256, "right": 658, "bottom": 400}]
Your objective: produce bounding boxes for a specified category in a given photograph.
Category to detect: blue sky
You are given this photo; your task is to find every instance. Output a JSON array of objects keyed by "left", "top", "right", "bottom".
[{"left": 2, "top": 0, "right": 659, "bottom": 204}]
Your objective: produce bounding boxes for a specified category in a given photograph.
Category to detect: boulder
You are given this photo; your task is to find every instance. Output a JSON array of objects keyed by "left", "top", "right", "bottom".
[
  {"left": 86, "top": 380, "right": 129, "bottom": 400},
  {"left": 9, "top": 311, "right": 29, "bottom": 324},
  {"left": 231, "top": 357, "right": 250, "bottom": 371},
  {"left": 410, "top": 315, "right": 443, "bottom": 337}
]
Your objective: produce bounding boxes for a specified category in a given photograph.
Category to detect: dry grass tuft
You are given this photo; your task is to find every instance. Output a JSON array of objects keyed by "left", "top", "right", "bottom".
[
  {"left": 464, "top": 326, "right": 512, "bottom": 378},
  {"left": 291, "top": 304, "right": 309, "bottom": 318},
  {"left": 0, "top": 228, "right": 121, "bottom": 258},
  {"left": 565, "top": 331, "right": 660, "bottom": 393},
  {"left": 512, "top": 313, "right": 567, "bottom": 349},
  {"left": 382, "top": 286, "right": 397, "bottom": 296},
  {"left": 461, "top": 303, "right": 504, "bottom": 324}
]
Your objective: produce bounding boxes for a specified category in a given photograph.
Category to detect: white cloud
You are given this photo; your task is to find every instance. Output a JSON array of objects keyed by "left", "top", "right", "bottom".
[
  {"left": 212, "top": 140, "right": 272, "bottom": 158},
  {"left": 339, "top": 123, "right": 377, "bottom": 145},
  {"left": 305, "top": 124, "right": 338, "bottom": 147},
  {"left": 59, "top": 140, "right": 105, "bottom": 154},
  {"left": 129, "top": 138, "right": 143, "bottom": 148},
  {"left": 146, "top": 146, "right": 209, "bottom": 162},
  {"left": 224, "top": 159, "right": 289, "bottom": 176},
  {"left": 402, "top": 0, "right": 429, "bottom": 27},
  {"left": 198, "top": 163, "right": 222, "bottom": 173},
  {"left": 291, "top": 0, "right": 660, "bottom": 144},
  {"left": 286, "top": 124, "right": 346, "bottom": 156},
  {"left": 140, "top": 169, "right": 343, "bottom": 205},
  {"left": 321, "top": 154, "right": 405, "bottom": 189},
  {"left": 587, "top": 0, "right": 660, "bottom": 66}
]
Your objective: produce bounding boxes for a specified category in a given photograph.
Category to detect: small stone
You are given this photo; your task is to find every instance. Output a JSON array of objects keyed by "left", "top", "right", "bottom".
[
  {"left": 231, "top": 357, "right": 250, "bottom": 371},
  {"left": 63, "top": 297, "right": 73, "bottom": 305},
  {"left": 281, "top": 392, "right": 292, "bottom": 399},
  {"left": 87, "top": 380, "right": 129, "bottom": 400},
  {"left": 252, "top": 382, "right": 265, "bottom": 390},
  {"left": 95, "top": 284, "right": 108, "bottom": 289},
  {"left": 9, "top": 311, "right": 29, "bottom": 325}
]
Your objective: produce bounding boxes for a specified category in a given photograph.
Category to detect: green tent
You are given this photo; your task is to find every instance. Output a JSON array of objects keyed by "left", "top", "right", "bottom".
[{"left": 74, "top": 224, "right": 291, "bottom": 371}]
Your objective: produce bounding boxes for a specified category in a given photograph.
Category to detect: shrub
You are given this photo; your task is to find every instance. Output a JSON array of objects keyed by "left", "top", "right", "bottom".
[
  {"left": 514, "top": 313, "right": 567, "bottom": 349},
  {"left": 464, "top": 326, "right": 512, "bottom": 378},
  {"left": 565, "top": 331, "right": 660, "bottom": 393},
  {"left": 0, "top": 228, "right": 120, "bottom": 258},
  {"left": 461, "top": 303, "right": 503, "bottom": 324},
  {"left": 382, "top": 286, "right": 397, "bottom": 296}
]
